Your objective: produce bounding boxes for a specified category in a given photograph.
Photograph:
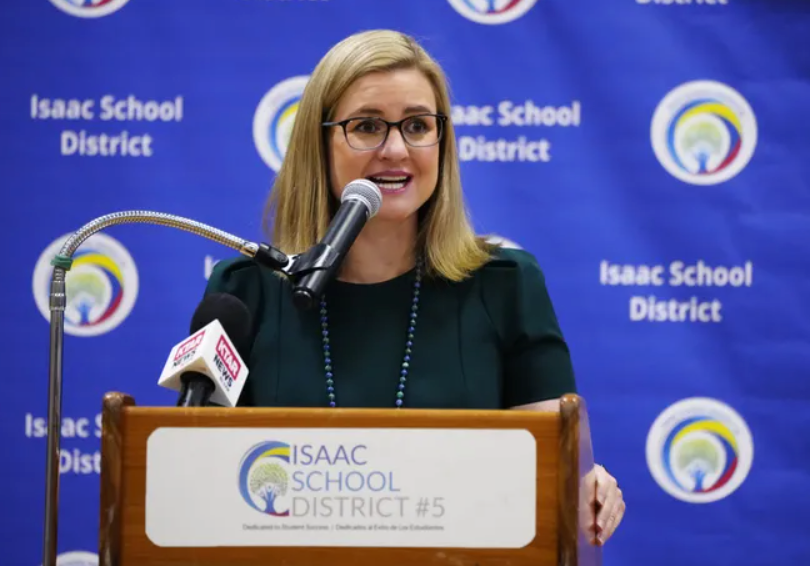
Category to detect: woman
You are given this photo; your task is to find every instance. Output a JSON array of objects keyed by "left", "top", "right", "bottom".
[{"left": 207, "top": 29, "right": 625, "bottom": 544}]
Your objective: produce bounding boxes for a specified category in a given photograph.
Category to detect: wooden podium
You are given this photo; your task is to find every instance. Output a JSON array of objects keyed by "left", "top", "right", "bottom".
[{"left": 99, "top": 393, "right": 602, "bottom": 566}]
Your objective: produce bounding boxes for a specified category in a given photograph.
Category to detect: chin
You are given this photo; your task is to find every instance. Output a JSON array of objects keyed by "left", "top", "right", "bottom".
[
  {"left": 374, "top": 202, "right": 423, "bottom": 223},
  {"left": 373, "top": 192, "right": 432, "bottom": 224}
]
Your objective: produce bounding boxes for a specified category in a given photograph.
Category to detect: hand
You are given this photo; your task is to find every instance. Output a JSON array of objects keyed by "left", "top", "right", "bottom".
[{"left": 584, "top": 464, "right": 625, "bottom": 545}]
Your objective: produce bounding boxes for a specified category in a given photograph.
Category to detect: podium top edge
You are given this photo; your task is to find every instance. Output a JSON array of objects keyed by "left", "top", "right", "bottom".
[{"left": 118, "top": 406, "right": 564, "bottom": 419}]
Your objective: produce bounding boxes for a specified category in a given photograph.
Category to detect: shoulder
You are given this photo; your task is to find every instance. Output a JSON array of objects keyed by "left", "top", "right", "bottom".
[
  {"left": 485, "top": 245, "right": 543, "bottom": 269},
  {"left": 205, "top": 256, "right": 284, "bottom": 311},
  {"left": 474, "top": 245, "right": 548, "bottom": 288},
  {"left": 470, "top": 245, "right": 559, "bottom": 338},
  {"left": 207, "top": 256, "right": 262, "bottom": 291}
]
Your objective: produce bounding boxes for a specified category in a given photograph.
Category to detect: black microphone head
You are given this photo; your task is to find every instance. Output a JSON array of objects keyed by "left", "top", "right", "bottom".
[{"left": 190, "top": 293, "right": 253, "bottom": 359}]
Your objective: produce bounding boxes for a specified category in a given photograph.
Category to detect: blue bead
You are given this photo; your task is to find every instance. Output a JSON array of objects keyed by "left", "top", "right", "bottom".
[
  {"left": 329, "top": 401, "right": 336, "bottom": 407},
  {"left": 325, "top": 357, "right": 331, "bottom": 365},
  {"left": 405, "top": 355, "right": 411, "bottom": 362},
  {"left": 401, "top": 369, "right": 408, "bottom": 376},
  {"left": 415, "top": 281, "right": 421, "bottom": 288},
  {"left": 398, "top": 383, "right": 405, "bottom": 390},
  {"left": 324, "top": 344, "right": 330, "bottom": 351},
  {"left": 327, "top": 386, "right": 334, "bottom": 392},
  {"left": 322, "top": 330, "right": 329, "bottom": 336},
  {"left": 408, "top": 326, "right": 415, "bottom": 333},
  {"left": 396, "top": 399, "right": 403, "bottom": 407},
  {"left": 406, "top": 341, "right": 413, "bottom": 347}
]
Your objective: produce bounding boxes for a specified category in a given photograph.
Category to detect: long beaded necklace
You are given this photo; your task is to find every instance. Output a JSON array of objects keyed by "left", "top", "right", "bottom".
[{"left": 319, "top": 257, "right": 423, "bottom": 408}]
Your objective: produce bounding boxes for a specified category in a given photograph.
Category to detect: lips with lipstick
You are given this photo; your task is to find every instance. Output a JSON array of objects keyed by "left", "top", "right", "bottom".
[{"left": 367, "top": 172, "right": 413, "bottom": 193}]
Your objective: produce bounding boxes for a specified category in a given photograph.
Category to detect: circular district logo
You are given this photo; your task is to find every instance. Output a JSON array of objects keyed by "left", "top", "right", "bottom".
[
  {"left": 646, "top": 397, "right": 754, "bottom": 503},
  {"left": 32, "top": 232, "right": 139, "bottom": 337},
  {"left": 253, "top": 76, "right": 309, "bottom": 172},
  {"left": 446, "top": 0, "right": 539, "bottom": 25},
  {"left": 49, "top": 0, "right": 131, "bottom": 18},
  {"left": 651, "top": 80, "right": 757, "bottom": 185},
  {"left": 41, "top": 551, "right": 98, "bottom": 566}
]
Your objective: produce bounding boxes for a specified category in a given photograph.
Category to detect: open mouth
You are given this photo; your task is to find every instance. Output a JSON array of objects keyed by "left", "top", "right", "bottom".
[{"left": 367, "top": 175, "right": 412, "bottom": 191}]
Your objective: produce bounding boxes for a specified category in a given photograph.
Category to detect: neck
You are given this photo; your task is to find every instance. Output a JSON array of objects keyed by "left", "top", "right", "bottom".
[{"left": 338, "top": 216, "right": 418, "bottom": 284}]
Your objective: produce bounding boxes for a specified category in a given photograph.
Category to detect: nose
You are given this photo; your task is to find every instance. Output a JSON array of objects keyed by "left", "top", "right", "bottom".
[{"left": 379, "top": 126, "right": 409, "bottom": 160}]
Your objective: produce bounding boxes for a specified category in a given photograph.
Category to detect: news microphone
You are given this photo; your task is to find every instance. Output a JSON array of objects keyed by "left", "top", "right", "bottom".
[
  {"left": 158, "top": 293, "right": 253, "bottom": 407},
  {"left": 291, "top": 179, "right": 382, "bottom": 309},
  {"left": 42, "top": 209, "right": 296, "bottom": 566}
]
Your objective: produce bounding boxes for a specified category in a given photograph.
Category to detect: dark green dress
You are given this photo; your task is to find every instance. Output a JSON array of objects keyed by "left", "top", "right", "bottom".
[{"left": 204, "top": 246, "right": 576, "bottom": 409}]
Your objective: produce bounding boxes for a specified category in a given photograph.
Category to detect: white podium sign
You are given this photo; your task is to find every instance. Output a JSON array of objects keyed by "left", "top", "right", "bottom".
[{"left": 145, "top": 427, "right": 537, "bottom": 548}]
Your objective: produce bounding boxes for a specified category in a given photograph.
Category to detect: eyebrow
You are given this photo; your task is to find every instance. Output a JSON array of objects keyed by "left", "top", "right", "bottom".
[{"left": 346, "top": 105, "right": 435, "bottom": 117}]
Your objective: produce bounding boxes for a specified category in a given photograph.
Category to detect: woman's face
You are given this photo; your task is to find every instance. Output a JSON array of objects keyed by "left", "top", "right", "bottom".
[{"left": 326, "top": 68, "right": 442, "bottom": 224}]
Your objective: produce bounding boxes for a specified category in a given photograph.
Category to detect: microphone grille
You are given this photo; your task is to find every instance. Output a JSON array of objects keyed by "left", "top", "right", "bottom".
[{"left": 342, "top": 179, "right": 383, "bottom": 217}]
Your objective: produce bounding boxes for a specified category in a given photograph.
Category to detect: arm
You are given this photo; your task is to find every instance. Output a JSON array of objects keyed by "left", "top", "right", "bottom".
[{"left": 492, "top": 251, "right": 624, "bottom": 544}]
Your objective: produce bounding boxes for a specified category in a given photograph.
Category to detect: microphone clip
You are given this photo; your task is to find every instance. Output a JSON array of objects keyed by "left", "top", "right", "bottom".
[
  {"left": 251, "top": 242, "right": 338, "bottom": 282},
  {"left": 286, "top": 243, "right": 339, "bottom": 279}
]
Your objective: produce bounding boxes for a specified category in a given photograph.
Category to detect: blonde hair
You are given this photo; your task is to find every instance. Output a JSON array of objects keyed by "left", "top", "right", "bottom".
[{"left": 265, "top": 29, "right": 493, "bottom": 281}]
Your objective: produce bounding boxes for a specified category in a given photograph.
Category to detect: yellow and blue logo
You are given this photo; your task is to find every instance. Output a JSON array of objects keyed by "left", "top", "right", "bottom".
[
  {"left": 446, "top": 0, "right": 539, "bottom": 24},
  {"left": 239, "top": 441, "right": 291, "bottom": 516},
  {"left": 646, "top": 397, "right": 754, "bottom": 503},
  {"left": 651, "top": 80, "right": 757, "bottom": 185},
  {"left": 48, "top": 0, "right": 131, "bottom": 18},
  {"left": 253, "top": 76, "right": 309, "bottom": 172},
  {"left": 32, "top": 233, "right": 139, "bottom": 337}
]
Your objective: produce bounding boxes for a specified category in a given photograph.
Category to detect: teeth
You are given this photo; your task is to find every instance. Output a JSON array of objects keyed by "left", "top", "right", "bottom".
[
  {"left": 370, "top": 176, "right": 409, "bottom": 182},
  {"left": 377, "top": 181, "right": 407, "bottom": 190}
]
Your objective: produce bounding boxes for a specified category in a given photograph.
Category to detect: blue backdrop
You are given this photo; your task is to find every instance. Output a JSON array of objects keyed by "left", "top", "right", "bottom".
[{"left": 2, "top": 0, "right": 809, "bottom": 565}]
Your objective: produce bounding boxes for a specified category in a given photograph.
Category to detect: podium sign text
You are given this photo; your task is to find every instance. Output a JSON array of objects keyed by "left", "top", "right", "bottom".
[{"left": 145, "top": 427, "right": 537, "bottom": 548}]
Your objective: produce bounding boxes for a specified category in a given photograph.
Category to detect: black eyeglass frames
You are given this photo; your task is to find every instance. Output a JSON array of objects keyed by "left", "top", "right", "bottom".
[{"left": 322, "top": 113, "right": 447, "bottom": 150}]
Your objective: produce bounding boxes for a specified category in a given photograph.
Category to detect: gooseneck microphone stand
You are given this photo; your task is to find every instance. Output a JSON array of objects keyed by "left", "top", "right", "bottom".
[{"left": 42, "top": 210, "right": 333, "bottom": 566}]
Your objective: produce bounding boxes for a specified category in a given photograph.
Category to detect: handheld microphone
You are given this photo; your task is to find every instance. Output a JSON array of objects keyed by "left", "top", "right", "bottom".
[
  {"left": 158, "top": 293, "right": 253, "bottom": 407},
  {"left": 291, "top": 179, "right": 382, "bottom": 309}
]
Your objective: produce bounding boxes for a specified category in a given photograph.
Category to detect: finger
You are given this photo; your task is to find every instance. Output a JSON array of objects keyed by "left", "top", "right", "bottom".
[
  {"left": 599, "top": 499, "right": 625, "bottom": 544},
  {"left": 595, "top": 469, "right": 616, "bottom": 507},
  {"left": 586, "top": 476, "right": 601, "bottom": 537},
  {"left": 596, "top": 486, "right": 621, "bottom": 533}
]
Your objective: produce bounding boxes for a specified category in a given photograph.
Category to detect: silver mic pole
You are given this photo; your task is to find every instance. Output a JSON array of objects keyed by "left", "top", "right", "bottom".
[{"left": 42, "top": 210, "right": 291, "bottom": 566}]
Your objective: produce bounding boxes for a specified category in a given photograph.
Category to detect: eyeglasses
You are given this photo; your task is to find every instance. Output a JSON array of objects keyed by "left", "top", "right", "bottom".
[{"left": 322, "top": 113, "right": 447, "bottom": 151}]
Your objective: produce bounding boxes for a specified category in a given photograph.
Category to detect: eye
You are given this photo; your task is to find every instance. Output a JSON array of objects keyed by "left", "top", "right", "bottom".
[
  {"left": 349, "top": 118, "right": 384, "bottom": 134},
  {"left": 404, "top": 117, "right": 431, "bottom": 134}
]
